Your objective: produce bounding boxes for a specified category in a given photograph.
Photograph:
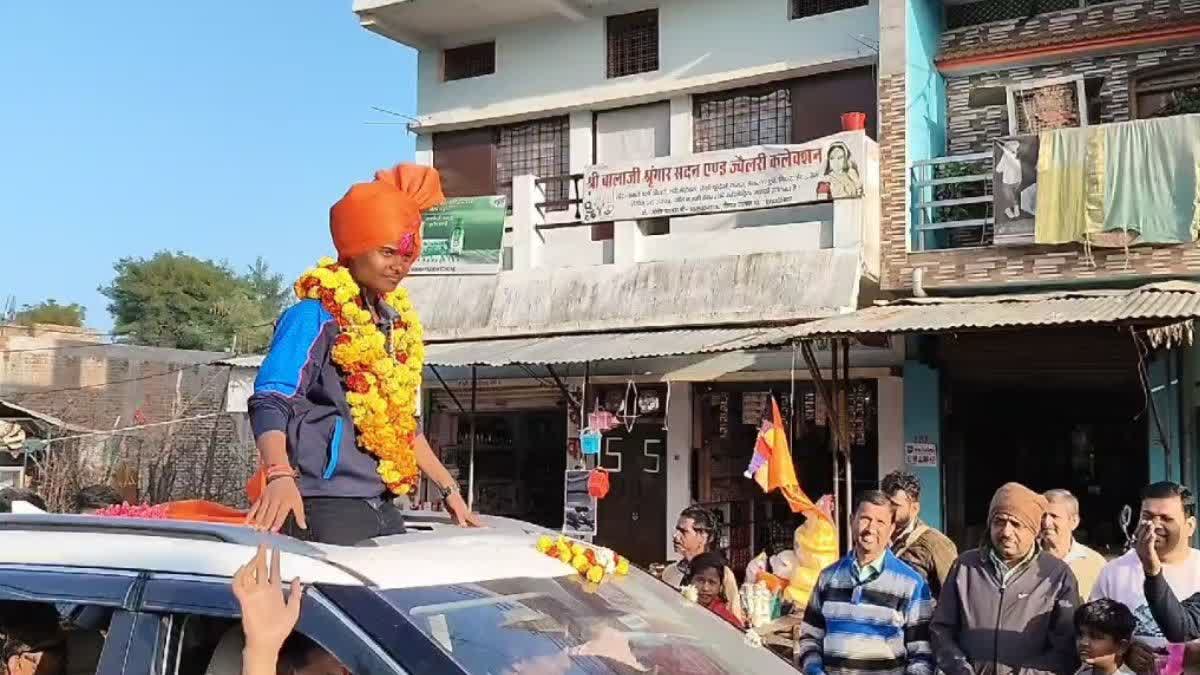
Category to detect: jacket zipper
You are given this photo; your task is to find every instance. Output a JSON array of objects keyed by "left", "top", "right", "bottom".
[{"left": 993, "top": 580, "right": 1005, "bottom": 674}]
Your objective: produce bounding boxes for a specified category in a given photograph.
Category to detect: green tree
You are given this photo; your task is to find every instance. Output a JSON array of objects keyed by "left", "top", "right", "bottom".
[
  {"left": 14, "top": 299, "right": 87, "bottom": 327},
  {"left": 99, "top": 252, "right": 285, "bottom": 352}
]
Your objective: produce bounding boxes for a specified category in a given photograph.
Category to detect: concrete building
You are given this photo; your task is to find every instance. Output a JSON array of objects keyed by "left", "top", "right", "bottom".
[
  {"left": 350, "top": 0, "right": 896, "bottom": 566},
  {"left": 794, "top": 0, "right": 1200, "bottom": 551}
]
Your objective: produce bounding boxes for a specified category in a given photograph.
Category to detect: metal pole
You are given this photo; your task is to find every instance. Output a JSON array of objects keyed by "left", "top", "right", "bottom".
[
  {"left": 842, "top": 339, "right": 853, "bottom": 542},
  {"left": 831, "top": 342, "right": 842, "bottom": 551},
  {"left": 468, "top": 365, "right": 477, "bottom": 511},
  {"left": 789, "top": 341, "right": 798, "bottom": 461}
]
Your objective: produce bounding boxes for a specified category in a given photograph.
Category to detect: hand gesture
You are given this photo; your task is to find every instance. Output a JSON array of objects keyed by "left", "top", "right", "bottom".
[
  {"left": 1125, "top": 640, "right": 1161, "bottom": 675},
  {"left": 445, "top": 491, "right": 483, "bottom": 528},
  {"left": 247, "top": 477, "right": 307, "bottom": 533},
  {"left": 233, "top": 545, "right": 303, "bottom": 655},
  {"left": 1135, "top": 520, "right": 1163, "bottom": 577}
]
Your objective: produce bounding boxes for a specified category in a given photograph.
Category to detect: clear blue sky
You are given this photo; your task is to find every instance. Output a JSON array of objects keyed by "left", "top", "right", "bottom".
[{"left": 0, "top": 2, "right": 417, "bottom": 331}]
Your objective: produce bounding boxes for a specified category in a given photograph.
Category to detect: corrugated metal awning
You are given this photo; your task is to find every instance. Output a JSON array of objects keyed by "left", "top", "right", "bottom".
[
  {"left": 791, "top": 281, "right": 1200, "bottom": 339},
  {"left": 422, "top": 326, "right": 799, "bottom": 367},
  {"left": 218, "top": 325, "right": 802, "bottom": 369}
]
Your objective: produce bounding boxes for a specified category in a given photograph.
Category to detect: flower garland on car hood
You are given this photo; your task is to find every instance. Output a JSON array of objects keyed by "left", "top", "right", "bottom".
[
  {"left": 537, "top": 535, "right": 631, "bottom": 584},
  {"left": 294, "top": 257, "right": 424, "bottom": 495}
]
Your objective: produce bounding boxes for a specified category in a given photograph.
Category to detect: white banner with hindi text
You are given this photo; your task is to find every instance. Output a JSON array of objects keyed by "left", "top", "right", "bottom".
[{"left": 580, "top": 131, "right": 865, "bottom": 223}]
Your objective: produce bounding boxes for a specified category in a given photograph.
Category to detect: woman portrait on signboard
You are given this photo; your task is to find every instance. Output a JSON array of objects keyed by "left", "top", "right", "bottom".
[{"left": 816, "top": 140, "right": 863, "bottom": 200}]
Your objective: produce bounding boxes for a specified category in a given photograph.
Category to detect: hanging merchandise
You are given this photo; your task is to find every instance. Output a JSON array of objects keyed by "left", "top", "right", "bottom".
[
  {"left": 617, "top": 380, "right": 640, "bottom": 432},
  {"left": 588, "top": 469, "right": 611, "bottom": 500},
  {"left": 581, "top": 429, "right": 602, "bottom": 455},
  {"left": 588, "top": 409, "right": 619, "bottom": 433},
  {"left": 637, "top": 390, "right": 660, "bottom": 414}
]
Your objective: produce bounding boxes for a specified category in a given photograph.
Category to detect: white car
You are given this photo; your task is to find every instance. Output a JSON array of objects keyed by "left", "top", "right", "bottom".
[{"left": 0, "top": 511, "right": 796, "bottom": 674}]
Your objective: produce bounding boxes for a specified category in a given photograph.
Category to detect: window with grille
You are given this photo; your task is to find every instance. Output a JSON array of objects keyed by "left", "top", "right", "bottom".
[
  {"left": 1133, "top": 63, "right": 1200, "bottom": 119},
  {"left": 444, "top": 42, "right": 495, "bottom": 81},
  {"left": 946, "top": 0, "right": 1087, "bottom": 29},
  {"left": 496, "top": 116, "right": 571, "bottom": 212},
  {"left": 790, "top": 0, "right": 868, "bottom": 20},
  {"left": 606, "top": 10, "right": 658, "bottom": 79},
  {"left": 693, "top": 84, "right": 792, "bottom": 153},
  {"left": 1006, "top": 78, "right": 1087, "bottom": 135}
]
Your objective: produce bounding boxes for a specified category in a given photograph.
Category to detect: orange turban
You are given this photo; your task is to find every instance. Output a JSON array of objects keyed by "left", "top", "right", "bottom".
[{"left": 330, "top": 164, "right": 446, "bottom": 260}]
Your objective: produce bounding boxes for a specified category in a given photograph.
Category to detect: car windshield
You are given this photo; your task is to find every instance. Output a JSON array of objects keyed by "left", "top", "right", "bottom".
[{"left": 383, "top": 569, "right": 794, "bottom": 675}]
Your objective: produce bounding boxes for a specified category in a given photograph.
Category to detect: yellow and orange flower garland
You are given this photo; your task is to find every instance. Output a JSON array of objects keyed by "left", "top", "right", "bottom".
[
  {"left": 294, "top": 257, "right": 425, "bottom": 495},
  {"left": 537, "top": 535, "right": 631, "bottom": 584}
]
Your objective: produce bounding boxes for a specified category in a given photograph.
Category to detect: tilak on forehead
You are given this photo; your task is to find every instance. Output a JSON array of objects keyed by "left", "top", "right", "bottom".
[{"left": 329, "top": 164, "right": 446, "bottom": 261}]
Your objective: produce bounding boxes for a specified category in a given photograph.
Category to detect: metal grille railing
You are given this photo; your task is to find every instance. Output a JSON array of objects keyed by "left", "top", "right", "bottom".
[
  {"left": 496, "top": 117, "right": 571, "bottom": 213},
  {"left": 693, "top": 84, "right": 792, "bottom": 153},
  {"left": 910, "top": 153, "right": 995, "bottom": 251},
  {"left": 606, "top": 10, "right": 658, "bottom": 79},
  {"left": 946, "top": 0, "right": 1098, "bottom": 30},
  {"left": 533, "top": 174, "right": 584, "bottom": 219},
  {"left": 790, "top": 0, "right": 869, "bottom": 19},
  {"left": 443, "top": 42, "right": 495, "bottom": 81}
]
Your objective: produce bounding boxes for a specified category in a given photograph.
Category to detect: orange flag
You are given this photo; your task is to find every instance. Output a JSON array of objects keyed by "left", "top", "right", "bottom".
[{"left": 745, "top": 397, "right": 824, "bottom": 517}]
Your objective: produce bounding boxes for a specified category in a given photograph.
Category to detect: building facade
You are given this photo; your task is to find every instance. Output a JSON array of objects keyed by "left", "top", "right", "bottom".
[
  {"left": 851, "top": 0, "right": 1200, "bottom": 550},
  {"left": 354, "top": 0, "right": 897, "bottom": 566}
]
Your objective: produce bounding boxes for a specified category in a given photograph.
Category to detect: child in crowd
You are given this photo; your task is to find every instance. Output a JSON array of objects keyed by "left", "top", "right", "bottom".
[
  {"left": 684, "top": 551, "right": 745, "bottom": 630},
  {"left": 1075, "top": 598, "right": 1137, "bottom": 675}
]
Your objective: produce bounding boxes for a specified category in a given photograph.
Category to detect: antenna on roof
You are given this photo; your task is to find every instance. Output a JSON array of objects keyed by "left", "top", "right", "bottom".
[{"left": 365, "top": 106, "right": 420, "bottom": 135}]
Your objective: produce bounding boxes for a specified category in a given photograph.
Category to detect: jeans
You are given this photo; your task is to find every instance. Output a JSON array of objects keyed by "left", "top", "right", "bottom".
[{"left": 283, "top": 496, "right": 406, "bottom": 545}]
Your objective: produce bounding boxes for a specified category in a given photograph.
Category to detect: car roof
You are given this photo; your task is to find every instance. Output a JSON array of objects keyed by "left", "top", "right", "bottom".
[{"left": 0, "top": 512, "right": 577, "bottom": 590}]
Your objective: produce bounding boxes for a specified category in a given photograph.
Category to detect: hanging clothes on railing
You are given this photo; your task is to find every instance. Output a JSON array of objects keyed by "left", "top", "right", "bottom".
[{"left": 1035, "top": 114, "right": 1200, "bottom": 247}]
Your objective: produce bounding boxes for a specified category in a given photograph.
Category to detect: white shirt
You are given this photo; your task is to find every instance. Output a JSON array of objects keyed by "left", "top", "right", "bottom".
[{"left": 1090, "top": 548, "right": 1200, "bottom": 649}]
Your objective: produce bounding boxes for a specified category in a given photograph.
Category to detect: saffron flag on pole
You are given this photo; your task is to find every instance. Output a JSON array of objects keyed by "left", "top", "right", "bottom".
[{"left": 744, "top": 397, "right": 825, "bottom": 518}]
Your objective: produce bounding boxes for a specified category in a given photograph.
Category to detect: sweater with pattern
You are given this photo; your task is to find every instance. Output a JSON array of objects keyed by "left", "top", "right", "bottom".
[{"left": 797, "top": 549, "right": 935, "bottom": 675}]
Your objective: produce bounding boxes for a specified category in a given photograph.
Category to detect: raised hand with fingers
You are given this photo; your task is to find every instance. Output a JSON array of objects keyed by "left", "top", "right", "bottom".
[
  {"left": 233, "top": 545, "right": 303, "bottom": 675},
  {"left": 1135, "top": 519, "right": 1163, "bottom": 577}
]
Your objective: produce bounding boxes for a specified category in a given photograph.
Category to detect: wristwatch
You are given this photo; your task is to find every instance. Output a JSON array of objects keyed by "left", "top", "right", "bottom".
[{"left": 437, "top": 481, "right": 461, "bottom": 503}]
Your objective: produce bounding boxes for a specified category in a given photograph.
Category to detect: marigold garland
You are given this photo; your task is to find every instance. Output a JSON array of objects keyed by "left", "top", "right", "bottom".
[
  {"left": 293, "top": 257, "right": 425, "bottom": 495},
  {"left": 537, "top": 535, "right": 631, "bottom": 584}
]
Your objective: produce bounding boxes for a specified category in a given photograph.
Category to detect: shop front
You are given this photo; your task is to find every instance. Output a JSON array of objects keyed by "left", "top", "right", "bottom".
[
  {"left": 936, "top": 328, "right": 1154, "bottom": 553},
  {"left": 692, "top": 379, "right": 879, "bottom": 572},
  {"left": 792, "top": 283, "right": 1200, "bottom": 553}
]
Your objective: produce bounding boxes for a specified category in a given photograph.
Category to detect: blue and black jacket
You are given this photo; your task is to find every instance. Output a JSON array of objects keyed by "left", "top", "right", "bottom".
[{"left": 248, "top": 299, "right": 395, "bottom": 499}]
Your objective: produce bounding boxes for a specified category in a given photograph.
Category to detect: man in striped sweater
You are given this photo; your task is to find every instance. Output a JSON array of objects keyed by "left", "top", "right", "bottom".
[{"left": 796, "top": 490, "right": 935, "bottom": 675}]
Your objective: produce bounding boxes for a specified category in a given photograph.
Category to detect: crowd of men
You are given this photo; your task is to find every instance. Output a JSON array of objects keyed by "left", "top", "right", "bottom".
[{"left": 788, "top": 473, "right": 1200, "bottom": 675}]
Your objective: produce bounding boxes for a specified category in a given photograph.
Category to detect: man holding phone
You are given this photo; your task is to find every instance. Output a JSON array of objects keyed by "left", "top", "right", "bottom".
[{"left": 1091, "top": 482, "right": 1200, "bottom": 648}]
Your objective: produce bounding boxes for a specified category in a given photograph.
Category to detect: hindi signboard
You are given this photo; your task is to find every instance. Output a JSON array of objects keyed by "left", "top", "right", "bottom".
[
  {"left": 410, "top": 195, "right": 507, "bottom": 275},
  {"left": 904, "top": 442, "right": 938, "bottom": 468},
  {"left": 580, "top": 131, "right": 865, "bottom": 223}
]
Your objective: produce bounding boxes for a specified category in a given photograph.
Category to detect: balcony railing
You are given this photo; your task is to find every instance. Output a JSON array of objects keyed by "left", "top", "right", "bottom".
[
  {"left": 534, "top": 174, "right": 584, "bottom": 219},
  {"left": 910, "top": 152, "right": 994, "bottom": 252}
]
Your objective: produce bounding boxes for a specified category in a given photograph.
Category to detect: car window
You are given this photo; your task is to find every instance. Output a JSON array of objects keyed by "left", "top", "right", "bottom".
[
  {"left": 0, "top": 566, "right": 140, "bottom": 675},
  {"left": 142, "top": 576, "right": 408, "bottom": 675},
  {"left": 0, "top": 598, "right": 114, "bottom": 675},
  {"left": 384, "top": 571, "right": 796, "bottom": 675}
]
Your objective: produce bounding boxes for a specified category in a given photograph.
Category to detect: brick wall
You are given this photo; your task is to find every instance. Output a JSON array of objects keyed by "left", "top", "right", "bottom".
[
  {"left": 879, "top": 0, "right": 1200, "bottom": 291},
  {"left": 0, "top": 332, "right": 255, "bottom": 506},
  {"left": 879, "top": 73, "right": 910, "bottom": 292},
  {"left": 945, "top": 43, "right": 1200, "bottom": 155}
]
